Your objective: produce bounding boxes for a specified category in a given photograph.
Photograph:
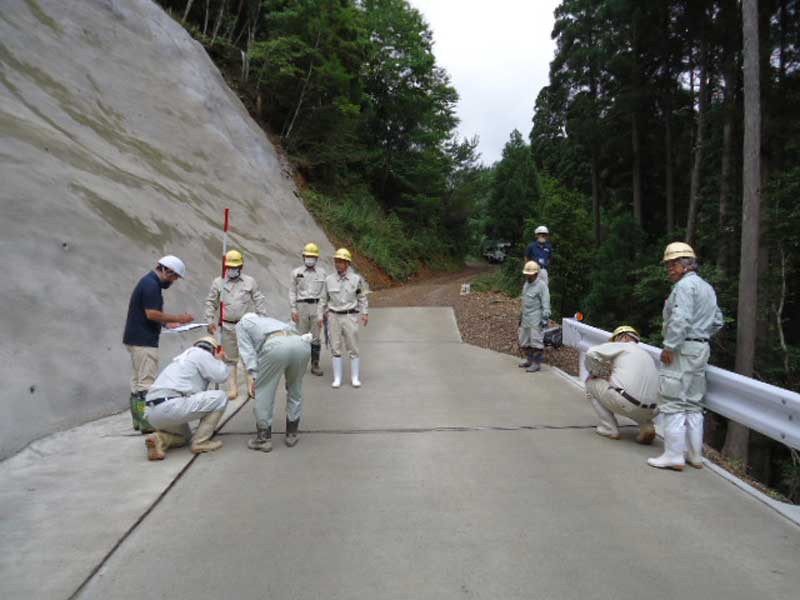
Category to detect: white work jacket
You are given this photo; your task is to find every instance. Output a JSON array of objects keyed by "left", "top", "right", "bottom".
[
  {"left": 318, "top": 269, "right": 368, "bottom": 319},
  {"left": 289, "top": 265, "right": 327, "bottom": 311},
  {"left": 204, "top": 274, "right": 267, "bottom": 325},
  {"left": 236, "top": 313, "right": 297, "bottom": 377},
  {"left": 662, "top": 272, "right": 724, "bottom": 351},
  {"left": 146, "top": 347, "right": 229, "bottom": 400},
  {"left": 585, "top": 342, "right": 658, "bottom": 404},
  {"left": 520, "top": 278, "right": 550, "bottom": 327}
]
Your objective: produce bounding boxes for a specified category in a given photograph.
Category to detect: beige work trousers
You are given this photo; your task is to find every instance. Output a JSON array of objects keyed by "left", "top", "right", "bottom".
[
  {"left": 221, "top": 324, "right": 239, "bottom": 364},
  {"left": 126, "top": 345, "right": 159, "bottom": 393},
  {"left": 329, "top": 312, "right": 360, "bottom": 358},
  {"left": 295, "top": 301, "right": 321, "bottom": 344},
  {"left": 585, "top": 377, "right": 655, "bottom": 435}
]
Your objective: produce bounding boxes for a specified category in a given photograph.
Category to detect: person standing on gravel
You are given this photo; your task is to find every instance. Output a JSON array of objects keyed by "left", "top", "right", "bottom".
[
  {"left": 123, "top": 255, "right": 193, "bottom": 434},
  {"left": 205, "top": 249, "right": 268, "bottom": 401},
  {"left": 318, "top": 248, "right": 369, "bottom": 388},
  {"left": 525, "top": 225, "right": 553, "bottom": 286},
  {"left": 647, "top": 243, "right": 724, "bottom": 472},
  {"left": 518, "top": 261, "right": 550, "bottom": 373},
  {"left": 584, "top": 326, "right": 658, "bottom": 444},
  {"left": 289, "top": 243, "right": 327, "bottom": 377}
]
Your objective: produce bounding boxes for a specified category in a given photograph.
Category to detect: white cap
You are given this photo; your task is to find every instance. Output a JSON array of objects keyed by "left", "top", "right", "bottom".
[
  {"left": 157, "top": 255, "right": 186, "bottom": 278},
  {"left": 535, "top": 225, "right": 549, "bottom": 235}
]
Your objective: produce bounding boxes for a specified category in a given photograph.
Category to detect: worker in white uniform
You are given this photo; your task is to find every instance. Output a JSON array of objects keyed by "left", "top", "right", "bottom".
[
  {"left": 205, "top": 249, "right": 268, "bottom": 400},
  {"left": 143, "top": 336, "right": 230, "bottom": 461},
  {"left": 236, "top": 313, "right": 312, "bottom": 453},
  {"left": 584, "top": 325, "right": 658, "bottom": 444},
  {"left": 648, "top": 242, "right": 724, "bottom": 471},
  {"left": 290, "top": 242, "right": 327, "bottom": 376},
  {"left": 518, "top": 261, "right": 550, "bottom": 373},
  {"left": 318, "top": 248, "right": 369, "bottom": 388}
]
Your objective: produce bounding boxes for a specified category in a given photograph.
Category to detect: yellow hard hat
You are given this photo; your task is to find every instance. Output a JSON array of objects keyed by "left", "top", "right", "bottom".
[
  {"left": 610, "top": 325, "right": 640, "bottom": 342},
  {"left": 334, "top": 248, "right": 352, "bottom": 262},
  {"left": 522, "top": 261, "right": 540, "bottom": 275},
  {"left": 662, "top": 242, "right": 696, "bottom": 262},
  {"left": 194, "top": 336, "right": 220, "bottom": 350},
  {"left": 225, "top": 249, "right": 244, "bottom": 267},
  {"left": 303, "top": 242, "right": 320, "bottom": 257}
]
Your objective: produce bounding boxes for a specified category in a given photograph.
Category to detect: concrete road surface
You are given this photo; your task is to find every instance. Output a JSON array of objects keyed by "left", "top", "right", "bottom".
[{"left": 4, "top": 308, "right": 799, "bottom": 600}]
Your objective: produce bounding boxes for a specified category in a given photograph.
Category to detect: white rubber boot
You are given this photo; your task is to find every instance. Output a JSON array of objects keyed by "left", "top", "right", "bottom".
[
  {"left": 647, "top": 412, "right": 687, "bottom": 471},
  {"left": 227, "top": 364, "right": 239, "bottom": 400},
  {"left": 351, "top": 356, "right": 361, "bottom": 388},
  {"left": 686, "top": 412, "right": 704, "bottom": 468},
  {"left": 331, "top": 356, "right": 343, "bottom": 388}
]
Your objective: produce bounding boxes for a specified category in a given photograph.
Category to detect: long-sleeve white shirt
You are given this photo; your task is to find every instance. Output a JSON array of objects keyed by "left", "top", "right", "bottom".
[
  {"left": 235, "top": 313, "right": 297, "bottom": 376},
  {"left": 585, "top": 342, "right": 658, "bottom": 404},
  {"left": 662, "top": 272, "right": 724, "bottom": 351},
  {"left": 146, "top": 347, "right": 230, "bottom": 400}
]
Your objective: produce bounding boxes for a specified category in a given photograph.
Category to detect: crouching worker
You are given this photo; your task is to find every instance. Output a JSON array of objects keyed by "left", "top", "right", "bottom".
[
  {"left": 584, "top": 326, "right": 657, "bottom": 444},
  {"left": 144, "top": 336, "right": 230, "bottom": 461},
  {"left": 518, "top": 261, "right": 550, "bottom": 373},
  {"left": 236, "top": 313, "right": 312, "bottom": 453}
]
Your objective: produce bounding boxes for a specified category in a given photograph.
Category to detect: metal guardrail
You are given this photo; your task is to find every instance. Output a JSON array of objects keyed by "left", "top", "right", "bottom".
[{"left": 562, "top": 318, "right": 800, "bottom": 450}]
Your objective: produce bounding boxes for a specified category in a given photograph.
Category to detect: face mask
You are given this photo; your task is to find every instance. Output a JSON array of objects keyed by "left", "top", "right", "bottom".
[
  {"left": 227, "top": 268, "right": 241, "bottom": 279},
  {"left": 304, "top": 257, "right": 317, "bottom": 268},
  {"left": 537, "top": 236, "right": 547, "bottom": 244},
  {"left": 160, "top": 279, "right": 173, "bottom": 289}
]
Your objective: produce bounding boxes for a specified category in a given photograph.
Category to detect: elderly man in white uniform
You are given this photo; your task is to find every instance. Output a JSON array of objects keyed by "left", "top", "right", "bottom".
[
  {"left": 236, "top": 313, "right": 312, "bottom": 453},
  {"left": 585, "top": 325, "right": 658, "bottom": 444},
  {"left": 143, "top": 336, "right": 230, "bottom": 461}
]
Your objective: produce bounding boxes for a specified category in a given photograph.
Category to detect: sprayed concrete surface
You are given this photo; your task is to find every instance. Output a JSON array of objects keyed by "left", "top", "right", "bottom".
[
  {"left": 3, "top": 309, "right": 798, "bottom": 600},
  {"left": 0, "top": 0, "right": 335, "bottom": 458}
]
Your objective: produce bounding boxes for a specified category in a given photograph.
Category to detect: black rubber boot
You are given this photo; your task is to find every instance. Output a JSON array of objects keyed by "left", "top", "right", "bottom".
[
  {"left": 285, "top": 417, "right": 300, "bottom": 447},
  {"left": 310, "top": 343, "right": 323, "bottom": 376},
  {"left": 518, "top": 349, "right": 534, "bottom": 368},
  {"left": 134, "top": 391, "right": 155, "bottom": 434},
  {"left": 248, "top": 422, "right": 272, "bottom": 452},
  {"left": 129, "top": 392, "right": 140, "bottom": 431}
]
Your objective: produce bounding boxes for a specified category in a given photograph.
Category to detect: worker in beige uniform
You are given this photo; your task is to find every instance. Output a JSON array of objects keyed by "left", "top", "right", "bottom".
[
  {"left": 205, "top": 249, "right": 268, "bottom": 401},
  {"left": 143, "top": 336, "right": 230, "bottom": 461},
  {"left": 584, "top": 325, "right": 658, "bottom": 444},
  {"left": 236, "top": 313, "right": 312, "bottom": 453},
  {"left": 290, "top": 243, "right": 327, "bottom": 376},
  {"left": 318, "top": 248, "right": 369, "bottom": 388}
]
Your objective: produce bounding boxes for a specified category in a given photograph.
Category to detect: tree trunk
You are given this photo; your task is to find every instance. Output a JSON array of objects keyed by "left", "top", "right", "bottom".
[
  {"left": 716, "top": 67, "right": 736, "bottom": 271},
  {"left": 591, "top": 149, "right": 601, "bottom": 242},
  {"left": 723, "top": 0, "right": 761, "bottom": 464},
  {"left": 686, "top": 47, "right": 710, "bottom": 248},
  {"left": 283, "top": 29, "right": 322, "bottom": 141},
  {"left": 631, "top": 111, "right": 642, "bottom": 226},
  {"left": 211, "top": 0, "right": 226, "bottom": 45},
  {"left": 182, "top": 0, "right": 196, "bottom": 23},
  {"left": 664, "top": 99, "right": 675, "bottom": 235},
  {"left": 203, "top": 0, "right": 210, "bottom": 36}
]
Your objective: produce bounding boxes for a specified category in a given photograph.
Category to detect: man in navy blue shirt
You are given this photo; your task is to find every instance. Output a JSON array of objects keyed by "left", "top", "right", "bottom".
[
  {"left": 123, "top": 255, "right": 194, "bottom": 432},
  {"left": 525, "top": 225, "right": 553, "bottom": 286}
]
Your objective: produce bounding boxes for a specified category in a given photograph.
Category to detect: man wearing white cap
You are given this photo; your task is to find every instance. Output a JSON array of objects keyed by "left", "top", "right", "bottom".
[
  {"left": 584, "top": 325, "right": 658, "bottom": 444},
  {"left": 123, "top": 255, "right": 194, "bottom": 433}
]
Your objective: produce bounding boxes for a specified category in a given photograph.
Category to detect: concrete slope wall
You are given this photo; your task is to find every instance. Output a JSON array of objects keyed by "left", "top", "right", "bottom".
[{"left": 0, "top": 0, "right": 334, "bottom": 458}]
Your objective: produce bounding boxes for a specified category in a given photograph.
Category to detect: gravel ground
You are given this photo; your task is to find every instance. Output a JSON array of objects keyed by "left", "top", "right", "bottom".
[{"left": 371, "top": 265, "right": 580, "bottom": 376}]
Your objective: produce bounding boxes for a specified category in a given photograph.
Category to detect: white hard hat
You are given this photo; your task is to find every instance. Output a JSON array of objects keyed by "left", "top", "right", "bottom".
[
  {"left": 535, "top": 225, "right": 549, "bottom": 235},
  {"left": 157, "top": 255, "right": 186, "bottom": 278}
]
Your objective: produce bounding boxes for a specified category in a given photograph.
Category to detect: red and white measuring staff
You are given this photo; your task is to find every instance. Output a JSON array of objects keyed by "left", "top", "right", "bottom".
[{"left": 219, "top": 207, "right": 230, "bottom": 346}]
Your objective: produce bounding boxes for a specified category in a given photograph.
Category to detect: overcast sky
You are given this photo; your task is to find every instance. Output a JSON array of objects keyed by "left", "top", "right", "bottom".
[{"left": 410, "top": 0, "right": 561, "bottom": 165}]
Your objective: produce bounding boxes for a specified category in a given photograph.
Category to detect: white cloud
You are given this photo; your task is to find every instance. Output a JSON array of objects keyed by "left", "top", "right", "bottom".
[{"left": 409, "top": 0, "right": 560, "bottom": 164}]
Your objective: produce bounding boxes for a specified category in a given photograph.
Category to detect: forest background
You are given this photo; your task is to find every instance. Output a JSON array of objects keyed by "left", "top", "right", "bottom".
[{"left": 159, "top": 0, "right": 800, "bottom": 494}]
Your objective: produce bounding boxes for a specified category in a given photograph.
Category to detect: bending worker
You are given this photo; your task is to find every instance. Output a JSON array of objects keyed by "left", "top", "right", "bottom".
[
  {"left": 524, "top": 225, "right": 553, "bottom": 286},
  {"left": 236, "top": 312, "right": 312, "bottom": 453},
  {"left": 205, "top": 249, "right": 268, "bottom": 401},
  {"left": 648, "top": 242, "right": 724, "bottom": 471},
  {"left": 518, "top": 261, "right": 550, "bottom": 373},
  {"left": 584, "top": 326, "right": 657, "bottom": 444},
  {"left": 290, "top": 243, "right": 327, "bottom": 376},
  {"left": 318, "top": 248, "right": 369, "bottom": 388},
  {"left": 143, "top": 336, "right": 229, "bottom": 461},
  {"left": 123, "top": 255, "right": 193, "bottom": 434}
]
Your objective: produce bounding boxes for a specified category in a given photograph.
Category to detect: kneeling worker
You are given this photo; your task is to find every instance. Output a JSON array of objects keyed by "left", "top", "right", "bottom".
[
  {"left": 236, "top": 313, "right": 312, "bottom": 453},
  {"left": 144, "top": 336, "right": 230, "bottom": 461},
  {"left": 584, "top": 326, "right": 657, "bottom": 444},
  {"left": 518, "top": 261, "right": 550, "bottom": 373}
]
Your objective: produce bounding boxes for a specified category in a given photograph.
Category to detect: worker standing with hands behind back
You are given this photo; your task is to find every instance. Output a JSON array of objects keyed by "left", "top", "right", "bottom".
[
  {"left": 518, "top": 261, "right": 550, "bottom": 373},
  {"left": 525, "top": 225, "right": 553, "bottom": 286},
  {"left": 318, "top": 248, "right": 369, "bottom": 388},
  {"left": 205, "top": 249, "right": 268, "bottom": 401},
  {"left": 648, "top": 242, "right": 724, "bottom": 471},
  {"left": 290, "top": 243, "right": 327, "bottom": 376},
  {"left": 123, "top": 255, "right": 193, "bottom": 434}
]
